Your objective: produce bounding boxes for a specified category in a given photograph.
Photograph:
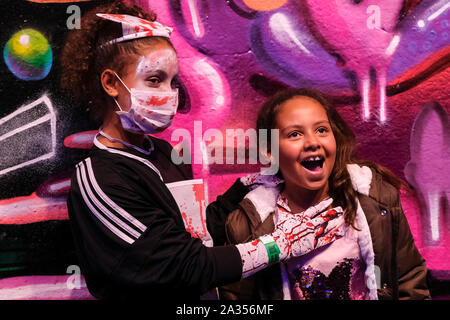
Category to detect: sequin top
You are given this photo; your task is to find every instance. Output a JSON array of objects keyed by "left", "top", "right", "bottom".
[{"left": 276, "top": 195, "right": 369, "bottom": 300}]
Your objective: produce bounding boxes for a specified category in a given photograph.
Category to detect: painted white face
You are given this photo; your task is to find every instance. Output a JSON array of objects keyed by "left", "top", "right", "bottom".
[
  {"left": 132, "top": 46, "right": 179, "bottom": 91},
  {"left": 117, "top": 43, "right": 179, "bottom": 111}
]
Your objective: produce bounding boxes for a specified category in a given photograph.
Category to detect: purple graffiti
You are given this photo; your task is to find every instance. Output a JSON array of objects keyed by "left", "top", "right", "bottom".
[
  {"left": 135, "top": 0, "right": 232, "bottom": 182},
  {"left": 301, "top": 0, "right": 404, "bottom": 123},
  {"left": 249, "top": 2, "right": 350, "bottom": 90},
  {"left": 389, "top": 0, "right": 450, "bottom": 81},
  {"left": 168, "top": 0, "right": 252, "bottom": 54}
]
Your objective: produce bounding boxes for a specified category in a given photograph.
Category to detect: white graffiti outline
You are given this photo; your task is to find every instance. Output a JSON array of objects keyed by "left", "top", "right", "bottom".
[{"left": 0, "top": 94, "right": 56, "bottom": 176}]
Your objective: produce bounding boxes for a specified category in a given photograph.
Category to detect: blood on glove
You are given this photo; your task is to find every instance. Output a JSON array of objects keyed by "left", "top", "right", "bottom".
[{"left": 272, "top": 203, "right": 345, "bottom": 260}]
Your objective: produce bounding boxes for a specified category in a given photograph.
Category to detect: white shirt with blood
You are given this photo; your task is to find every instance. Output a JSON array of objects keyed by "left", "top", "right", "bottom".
[{"left": 277, "top": 195, "right": 369, "bottom": 300}]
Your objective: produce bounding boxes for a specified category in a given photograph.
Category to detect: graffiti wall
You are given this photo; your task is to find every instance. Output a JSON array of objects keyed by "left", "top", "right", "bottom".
[{"left": 0, "top": 0, "right": 448, "bottom": 299}]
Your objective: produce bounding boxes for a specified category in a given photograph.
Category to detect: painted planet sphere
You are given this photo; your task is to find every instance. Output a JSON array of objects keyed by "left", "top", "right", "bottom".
[{"left": 3, "top": 29, "right": 52, "bottom": 80}]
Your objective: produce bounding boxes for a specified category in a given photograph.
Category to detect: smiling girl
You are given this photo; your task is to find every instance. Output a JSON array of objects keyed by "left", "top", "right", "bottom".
[
  {"left": 216, "top": 88, "right": 430, "bottom": 300},
  {"left": 60, "top": 2, "right": 345, "bottom": 300}
]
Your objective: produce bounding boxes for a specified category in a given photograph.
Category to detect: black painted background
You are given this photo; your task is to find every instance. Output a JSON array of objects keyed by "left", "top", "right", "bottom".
[{"left": 0, "top": 0, "right": 113, "bottom": 280}]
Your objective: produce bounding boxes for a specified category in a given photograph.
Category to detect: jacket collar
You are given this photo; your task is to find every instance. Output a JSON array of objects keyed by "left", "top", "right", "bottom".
[
  {"left": 93, "top": 133, "right": 163, "bottom": 181},
  {"left": 346, "top": 164, "right": 372, "bottom": 196},
  {"left": 244, "top": 164, "right": 374, "bottom": 214}
]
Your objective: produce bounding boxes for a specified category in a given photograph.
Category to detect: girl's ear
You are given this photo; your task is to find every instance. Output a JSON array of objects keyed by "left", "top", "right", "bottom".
[{"left": 101, "top": 69, "right": 119, "bottom": 98}]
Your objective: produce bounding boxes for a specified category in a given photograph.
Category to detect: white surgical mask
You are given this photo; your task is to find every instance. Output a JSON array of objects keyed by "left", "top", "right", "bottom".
[{"left": 113, "top": 72, "right": 179, "bottom": 134}]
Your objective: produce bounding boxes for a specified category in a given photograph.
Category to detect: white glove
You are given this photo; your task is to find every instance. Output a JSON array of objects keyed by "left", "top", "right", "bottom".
[
  {"left": 236, "top": 198, "right": 345, "bottom": 278},
  {"left": 272, "top": 198, "right": 345, "bottom": 261}
]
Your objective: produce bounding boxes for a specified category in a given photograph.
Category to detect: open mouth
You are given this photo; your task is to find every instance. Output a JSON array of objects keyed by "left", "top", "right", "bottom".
[{"left": 301, "top": 156, "right": 324, "bottom": 171}]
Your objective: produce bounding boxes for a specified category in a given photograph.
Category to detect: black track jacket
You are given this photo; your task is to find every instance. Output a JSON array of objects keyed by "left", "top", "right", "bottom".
[{"left": 67, "top": 135, "right": 248, "bottom": 300}]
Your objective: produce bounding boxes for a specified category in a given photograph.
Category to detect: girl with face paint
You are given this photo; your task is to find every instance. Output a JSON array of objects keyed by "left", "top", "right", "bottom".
[
  {"left": 60, "top": 1, "right": 345, "bottom": 301},
  {"left": 214, "top": 88, "right": 430, "bottom": 300}
]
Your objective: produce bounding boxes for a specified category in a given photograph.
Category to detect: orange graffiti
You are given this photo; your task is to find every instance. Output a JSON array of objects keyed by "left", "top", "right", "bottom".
[
  {"left": 27, "top": 0, "right": 90, "bottom": 3},
  {"left": 243, "top": 0, "right": 288, "bottom": 11}
]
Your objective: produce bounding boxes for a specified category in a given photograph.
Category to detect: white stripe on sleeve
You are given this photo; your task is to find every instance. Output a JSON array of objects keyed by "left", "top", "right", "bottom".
[
  {"left": 84, "top": 158, "right": 147, "bottom": 233},
  {"left": 78, "top": 160, "right": 142, "bottom": 239},
  {"left": 76, "top": 163, "right": 136, "bottom": 244}
]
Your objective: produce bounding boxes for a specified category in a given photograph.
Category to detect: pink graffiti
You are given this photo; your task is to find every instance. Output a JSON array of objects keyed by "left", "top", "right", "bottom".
[
  {"left": 135, "top": 0, "right": 232, "bottom": 181},
  {"left": 302, "top": 0, "right": 403, "bottom": 123},
  {"left": 64, "top": 130, "right": 97, "bottom": 149},
  {"left": 0, "top": 275, "right": 94, "bottom": 300},
  {"left": 401, "top": 188, "right": 450, "bottom": 271},
  {"left": 0, "top": 175, "right": 71, "bottom": 224},
  {"left": 0, "top": 192, "right": 68, "bottom": 224},
  {"left": 181, "top": 0, "right": 205, "bottom": 38},
  {"left": 404, "top": 102, "right": 450, "bottom": 248}
]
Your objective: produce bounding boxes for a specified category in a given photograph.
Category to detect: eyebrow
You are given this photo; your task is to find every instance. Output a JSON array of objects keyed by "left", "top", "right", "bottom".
[
  {"left": 142, "top": 69, "right": 167, "bottom": 76},
  {"left": 142, "top": 69, "right": 180, "bottom": 79},
  {"left": 314, "top": 120, "right": 330, "bottom": 126},
  {"left": 281, "top": 120, "right": 330, "bottom": 130}
]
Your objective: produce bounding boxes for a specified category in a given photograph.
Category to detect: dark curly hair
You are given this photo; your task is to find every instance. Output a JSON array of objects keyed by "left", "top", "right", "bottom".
[
  {"left": 59, "top": 0, "right": 174, "bottom": 124},
  {"left": 257, "top": 88, "right": 408, "bottom": 228}
]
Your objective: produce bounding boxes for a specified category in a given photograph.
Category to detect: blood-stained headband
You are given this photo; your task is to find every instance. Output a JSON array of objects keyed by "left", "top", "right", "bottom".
[{"left": 96, "top": 13, "right": 173, "bottom": 46}]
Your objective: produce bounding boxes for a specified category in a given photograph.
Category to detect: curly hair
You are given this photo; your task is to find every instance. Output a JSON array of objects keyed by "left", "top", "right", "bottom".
[
  {"left": 59, "top": 0, "right": 174, "bottom": 124},
  {"left": 257, "top": 88, "right": 408, "bottom": 228}
]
